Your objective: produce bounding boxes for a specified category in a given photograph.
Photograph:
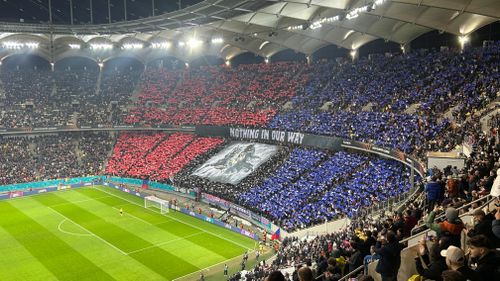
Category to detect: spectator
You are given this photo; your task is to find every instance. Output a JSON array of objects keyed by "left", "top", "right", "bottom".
[
  {"left": 404, "top": 210, "right": 418, "bottom": 238},
  {"left": 363, "top": 246, "right": 380, "bottom": 275},
  {"left": 466, "top": 235, "right": 500, "bottom": 280},
  {"left": 298, "top": 267, "right": 313, "bottom": 281},
  {"left": 440, "top": 245, "right": 480, "bottom": 281},
  {"left": 347, "top": 241, "right": 363, "bottom": 274},
  {"left": 425, "top": 206, "right": 464, "bottom": 247},
  {"left": 467, "top": 209, "right": 498, "bottom": 247},
  {"left": 426, "top": 176, "right": 444, "bottom": 211},
  {"left": 491, "top": 168, "right": 500, "bottom": 197},
  {"left": 493, "top": 204, "right": 500, "bottom": 239},
  {"left": 414, "top": 236, "right": 449, "bottom": 281},
  {"left": 265, "top": 271, "right": 286, "bottom": 281},
  {"left": 324, "top": 265, "right": 341, "bottom": 281},
  {"left": 447, "top": 175, "right": 459, "bottom": 199},
  {"left": 375, "top": 231, "right": 402, "bottom": 281},
  {"left": 441, "top": 270, "right": 466, "bottom": 281}
]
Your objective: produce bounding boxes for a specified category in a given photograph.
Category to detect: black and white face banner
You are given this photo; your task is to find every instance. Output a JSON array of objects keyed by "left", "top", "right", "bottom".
[{"left": 192, "top": 142, "right": 278, "bottom": 185}]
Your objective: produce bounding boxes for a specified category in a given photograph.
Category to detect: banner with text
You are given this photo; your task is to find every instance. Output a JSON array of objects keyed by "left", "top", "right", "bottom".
[
  {"left": 196, "top": 125, "right": 426, "bottom": 177},
  {"left": 340, "top": 140, "right": 426, "bottom": 177},
  {"left": 195, "top": 125, "right": 342, "bottom": 150},
  {"left": 202, "top": 193, "right": 272, "bottom": 230}
]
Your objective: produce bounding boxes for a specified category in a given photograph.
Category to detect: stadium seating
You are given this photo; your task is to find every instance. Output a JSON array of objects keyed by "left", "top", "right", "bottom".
[
  {"left": 105, "top": 132, "right": 167, "bottom": 177},
  {"left": 122, "top": 62, "right": 306, "bottom": 126},
  {"left": 0, "top": 133, "right": 112, "bottom": 185},
  {"left": 105, "top": 132, "right": 224, "bottom": 181},
  {"left": 0, "top": 43, "right": 499, "bottom": 234}
]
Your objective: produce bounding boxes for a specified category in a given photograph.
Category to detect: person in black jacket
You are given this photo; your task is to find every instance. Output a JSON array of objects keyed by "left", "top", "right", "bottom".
[
  {"left": 466, "top": 235, "right": 500, "bottom": 280},
  {"left": 375, "top": 231, "right": 402, "bottom": 281},
  {"left": 493, "top": 206, "right": 500, "bottom": 239},
  {"left": 414, "top": 236, "right": 450, "bottom": 281},
  {"left": 467, "top": 209, "right": 498, "bottom": 247},
  {"left": 347, "top": 241, "right": 363, "bottom": 274}
]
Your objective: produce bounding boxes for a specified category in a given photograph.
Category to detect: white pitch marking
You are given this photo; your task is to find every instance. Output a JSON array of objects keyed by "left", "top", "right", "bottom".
[
  {"left": 49, "top": 207, "right": 129, "bottom": 256},
  {"left": 126, "top": 231, "right": 204, "bottom": 255},
  {"left": 172, "top": 249, "right": 257, "bottom": 281},
  {"left": 111, "top": 205, "right": 153, "bottom": 225},
  {"left": 57, "top": 219, "right": 92, "bottom": 237},
  {"left": 51, "top": 195, "right": 113, "bottom": 207},
  {"left": 95, "top": 187, "right": 253, "bottom": 251}
]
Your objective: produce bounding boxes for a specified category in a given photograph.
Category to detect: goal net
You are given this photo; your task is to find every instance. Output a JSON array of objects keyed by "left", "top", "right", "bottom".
[{"left": 144, "top": 196, "right": 169, "bottom": 214}]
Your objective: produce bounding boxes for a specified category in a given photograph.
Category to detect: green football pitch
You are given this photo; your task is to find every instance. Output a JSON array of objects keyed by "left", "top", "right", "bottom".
[{"left": 0, "top": 186, "right": 257, "bottom": 281}]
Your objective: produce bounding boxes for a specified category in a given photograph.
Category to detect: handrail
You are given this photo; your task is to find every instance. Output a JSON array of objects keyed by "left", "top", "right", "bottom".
[
  {"left": 338, "top": 265, "right": 364, "bottom": 281},
  {"left": 402, "top": 194, "right": 495, "bottom": 245}
]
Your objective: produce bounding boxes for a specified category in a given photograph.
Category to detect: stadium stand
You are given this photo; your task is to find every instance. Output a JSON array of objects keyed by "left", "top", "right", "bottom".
[
  {"left": 0, "top": 133, "right": 113, "bottom": 185},
  {"left": 105, "top": 132, "right": 225, "bottom": 181},
  {"left": 0, "top": 41, "right": 499, "bottom": 281}
]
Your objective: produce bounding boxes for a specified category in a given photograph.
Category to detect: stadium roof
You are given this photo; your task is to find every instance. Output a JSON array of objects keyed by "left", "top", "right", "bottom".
[{"left": 0, "top": 0, "right": 499, "bottom": 63}]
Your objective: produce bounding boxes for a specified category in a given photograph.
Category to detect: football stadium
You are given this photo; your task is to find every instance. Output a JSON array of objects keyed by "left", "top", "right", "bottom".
[{"left": 0, "top": 0, "right": 499, "bottom": 280}]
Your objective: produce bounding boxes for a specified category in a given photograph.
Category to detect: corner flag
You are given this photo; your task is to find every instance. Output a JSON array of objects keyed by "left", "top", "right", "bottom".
[{"left": 271, "top": 228, "right": 281, "bottom": 240}]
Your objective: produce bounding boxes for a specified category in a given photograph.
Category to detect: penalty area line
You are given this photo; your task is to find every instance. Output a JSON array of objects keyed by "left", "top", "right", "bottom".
[
  {"left": 57, "top": 219, "right": 92, "bottom": 237},
  {"left": 49, "top": 207, "right": 129, "bottom": 256},
  {"left": 126, "top": 231, "right": 204, "bottom": 255},
  {"left": 95, "top": 186, "right": 253, "bottom": 251},
  {"left": 111, "top": 205, "right": 153, "bottom": 225}
]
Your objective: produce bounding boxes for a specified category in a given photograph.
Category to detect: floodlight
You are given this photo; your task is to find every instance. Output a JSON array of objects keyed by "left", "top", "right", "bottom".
[
  {"left": 211, "top": 38, "right": 223, "bottom": 44},
  {"left": 152, "top": 42, "right": 171, "bottom": 49},
  {"left": 187, "top": 38, "right": 202, "bottom": 48},
  {"left": 458, "top": 35, "right": 469, "bottom": 45},
  {"left": 69, "top": 44, "right": 81, "bottom": 49},
  {"left": 90, "top": 43, "right": 113, "bottom": 50},
  {"left": 122, "top": 43, "right": 143, "bottom": 50}
]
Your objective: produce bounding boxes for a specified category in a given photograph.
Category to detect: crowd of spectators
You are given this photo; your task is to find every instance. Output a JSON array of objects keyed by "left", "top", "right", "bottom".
[
  {"left": 0, "top": 44, "right": 498, "bottom": 163},
  {"left": 0, "top": 133, "right": 113, "bottom": 185},
  {"left": 105, "top": 132, "right": 224, "bottom": 181},
  {"left": 241, "top": 151, "right": 368, "bottom": 231},
  {"left": 173, "top": 146, "right": 413, "bottom": 232},
  {"left": 122, "top": 62, "right": 307, "bottom": 126},
  {"left": 105, "top": 132, "right": 168, "bottom": 177},
  {"left": 0, "top": 42, "right": 499, "bottom": 281},
  {"left": 270, "top": 43, "right": 500, "bottom": 159},
  {"left": 231, "top": 123, "right": 500, "bottom": 281},
  {"left": 233, "top": 199, "right": 499, "bottom": 281},
  {"left": 0, "top": 63, "right": 143, "bottom": 128},
  {"left": 78, "top": 133, "right": 114, "bottom": 175},
  {"left": 0, "top": 69, "right": 62, "bottom": 127}
]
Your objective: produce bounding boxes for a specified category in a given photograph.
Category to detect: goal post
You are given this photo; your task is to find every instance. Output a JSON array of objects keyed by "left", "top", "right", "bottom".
[{"left": 144, "top": 196, "right": 170, "bottom": 214}]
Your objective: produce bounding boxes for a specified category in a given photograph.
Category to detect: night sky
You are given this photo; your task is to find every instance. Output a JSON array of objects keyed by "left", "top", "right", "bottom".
[{"left": 0, "top": 0, "right": 204, "bottom": 24}]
